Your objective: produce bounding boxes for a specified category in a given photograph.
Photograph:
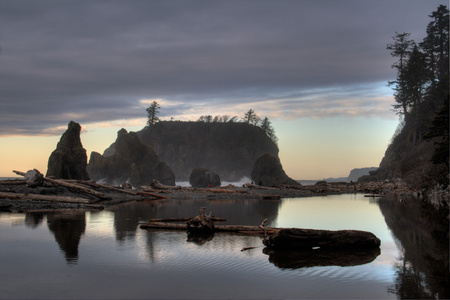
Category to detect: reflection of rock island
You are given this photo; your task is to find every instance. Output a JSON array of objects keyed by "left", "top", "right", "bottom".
[
  {"left": 109, "top": 198, "right": 282, "bottom": 240},
  {"left": 378, "top": 195, "right": 449, "bottom": 299},
  {"left": 46, "top": 211, "right": 86, "bottom": 264},
  {"left": 264, "top": 248, "right": 380, "bottom": 269}
]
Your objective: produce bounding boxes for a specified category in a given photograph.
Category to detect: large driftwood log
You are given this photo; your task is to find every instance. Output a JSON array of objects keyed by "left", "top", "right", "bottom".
[
  {"left": 200, "top": 188, "right": 242, "bottom": 194},
  {"left": 136, "top": 191, "right": 168, "bottom": 200},
  {"left": 75, "top": 180, "right": 138, "bottom": 195},
  {"left": 0, "top": 191, "right": 91, "bottom": 204},
  {"left": 147, "top": 217, "right": 226, "bottom": 223},
  {"left": 46, "top": 178, "right": 112, "bottom": 201},
  {"left": 243, "top": 183, "right": 278, "bottom": 190},
  {"left": 263, "top": 228, "right": 381, "bottom": 250},
  {"left": 150, "top": 180, "right": 182, "bottom": 190},
  {"left": 140, "top": 222, "right": 279, "bottom": 235},
  {"left": 0, "top": 179, "right": 26, "bottom": 185}
]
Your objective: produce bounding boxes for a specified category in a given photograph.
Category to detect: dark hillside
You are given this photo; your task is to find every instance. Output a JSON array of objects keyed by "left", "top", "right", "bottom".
[{"left": 137, "top": 121, "right": 279, "bottom": 181}]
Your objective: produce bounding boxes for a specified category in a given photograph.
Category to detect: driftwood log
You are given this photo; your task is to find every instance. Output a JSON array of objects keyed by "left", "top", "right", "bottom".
[
  {"left": 140, "top": 222, "right": 278, "bottom": 234},
  {"left": 136, "top": 191, "right": 168, "bottom": 200},
  {"left": 147, "top": 217, "right": 226, "bottom": 223},
  {"left": 243, "top": 183, "right": 278, "bottom": 190},
  {"left": 0, "top": 191, "right": 91, "bottom": 204},
  {"left": 150, "top": 180, "right": 182, "bottom": 190},
  {"left": 263, "top": 228, "right": 381, "bottom": 250},
  {"left": 0, "top": 179, "right": 26, "bottom": 185},
  {"left": 75, "top": 180, "right": 138, "bottom": 195}
]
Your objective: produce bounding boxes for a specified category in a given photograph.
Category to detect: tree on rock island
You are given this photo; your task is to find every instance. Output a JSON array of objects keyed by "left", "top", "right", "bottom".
[
  {"left": 146, "top": 101, "right": 160, "bottom": 127},
  {"left": 243, "top": 108, "right": 260, "bottom": 125},
  {"left": 260, "top": 116, "right": 278, "bottom": 145}
]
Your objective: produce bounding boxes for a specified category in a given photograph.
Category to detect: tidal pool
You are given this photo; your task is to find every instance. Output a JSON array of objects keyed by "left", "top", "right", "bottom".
[{"left": 0, "top": 193, "right": 447, "bottom": 299}]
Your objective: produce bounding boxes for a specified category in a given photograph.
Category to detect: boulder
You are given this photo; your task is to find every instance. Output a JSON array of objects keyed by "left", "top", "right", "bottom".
[
  {"left": 86, "top": 128, "right": 175, "bottom": 187},
  {"left": 189, "top": 168, "right": 221, "bottom": 188},
  {"left": 251, "top": 153, "right": 299, "bottom": 186},
  {"left": 46, "top": 121, "right": 90, "bottom": 180},
  {"left": 25, "top": 169, "right": 44, "bottom": 187}
]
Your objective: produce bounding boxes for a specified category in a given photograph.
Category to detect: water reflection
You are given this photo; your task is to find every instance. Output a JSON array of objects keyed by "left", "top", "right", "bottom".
[
  {"left": 21, "top": 210, "right": 87, "bottom": 264},
  {"left": 107, "top": 198, "right": 281, "bottom": 243},
  {"left": 187, "top": 231, "right": 214, "bottom": 245},
  {"left": 47, "top": 211, "right": 86, "bottom": 264},
  {"left": 264, "top": 247, "right": 381, "bottom": 269},
  {"left": 24, "top": 212, "right": 44, "bottom": 228},
  {"left": 378, "top": 194, "right": 450, "bottom": 299},
  {"left": 1, "top": 194, "right": 447, "bottom": 299}
]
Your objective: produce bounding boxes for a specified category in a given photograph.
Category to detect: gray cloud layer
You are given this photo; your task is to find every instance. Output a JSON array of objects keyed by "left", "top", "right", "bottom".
[{"left": 0, "top": 0, "right": 445, "bottom": 135}]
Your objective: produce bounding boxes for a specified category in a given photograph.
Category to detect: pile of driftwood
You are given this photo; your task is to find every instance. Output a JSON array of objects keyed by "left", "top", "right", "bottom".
[
  {"left": 0, "top": 169, "right": 167, "bottom": 208},
  {"left": 144, "top": 179, "right": 250, "bottom": 195}
]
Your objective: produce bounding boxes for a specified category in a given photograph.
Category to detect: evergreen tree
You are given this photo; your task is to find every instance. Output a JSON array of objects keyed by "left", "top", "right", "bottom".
[
  {"left": 243, "top": 109, "right": 260, "bottom": 125},
  {"left": 420, "top": 5, "right": 449, "bottom": 86},
  {"left": 146, "top": 101, "right": 160, "bottom": 127},
  {"left": 259, "top": 116, "right": 278, "bottom": 144},
  {"left": 402, "top": 44, "right": 429, "bottom": 144},
  {"left": 387, "top": 32, "right": 415, "bottom": 117},
  {"left": 424, "top": 100, "right": 449, "bottom": 167}
]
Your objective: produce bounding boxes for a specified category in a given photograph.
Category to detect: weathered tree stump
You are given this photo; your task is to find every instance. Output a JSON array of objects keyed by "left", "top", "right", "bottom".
[{"left": 186, "top": 207, "right": 215, "bottom": 233}]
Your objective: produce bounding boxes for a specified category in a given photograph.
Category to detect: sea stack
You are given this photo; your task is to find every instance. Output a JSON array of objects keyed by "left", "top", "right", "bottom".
[
  {"left": 251, "top": 152, "right": 299, "bottom": 186},
  {"left": 87, "top": 128, "right": 175, "bottom": 187},
  {"left": 46, "top": 121, "right": 90, "bottom": 180}
]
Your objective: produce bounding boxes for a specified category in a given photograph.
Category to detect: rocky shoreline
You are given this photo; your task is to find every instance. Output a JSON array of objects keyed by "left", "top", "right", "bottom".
[{"left": 0, "top": 176, "right": 429, "bottom": 213}]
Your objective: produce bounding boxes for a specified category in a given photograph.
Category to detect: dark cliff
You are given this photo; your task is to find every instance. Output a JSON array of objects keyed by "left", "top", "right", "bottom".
[
  {"left": 137, "top": 121, "right": 280, "bottom": 181},
  {"left": 347, "top": 167, "right": 377, "bottom": 182}
]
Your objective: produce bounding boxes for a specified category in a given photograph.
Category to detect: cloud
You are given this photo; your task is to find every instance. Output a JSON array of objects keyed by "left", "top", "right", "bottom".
[{"left": 0, "top": 0, "right": 444, "bottom": 136}]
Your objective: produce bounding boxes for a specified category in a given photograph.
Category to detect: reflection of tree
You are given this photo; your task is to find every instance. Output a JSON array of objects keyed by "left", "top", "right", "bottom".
[
  {"left": 388, "top": 257, "right": 434, "bottom": 299},
  {"left": 378, "top": 195, "right": 449, "bottom": 299},
  {"left": 47, "top": 211, "right": 86, "bottom": 264}
]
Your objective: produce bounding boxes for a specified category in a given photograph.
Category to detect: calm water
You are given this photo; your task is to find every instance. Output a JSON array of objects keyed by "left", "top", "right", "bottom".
[{"left": 0, "top": 194, "right": 447, "bottom": 299}]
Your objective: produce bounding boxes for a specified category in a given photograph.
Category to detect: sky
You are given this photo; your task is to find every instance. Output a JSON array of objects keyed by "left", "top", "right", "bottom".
[{"left": 0, "top": 0, "right": 446, "bottom": 180}]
